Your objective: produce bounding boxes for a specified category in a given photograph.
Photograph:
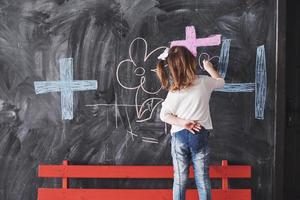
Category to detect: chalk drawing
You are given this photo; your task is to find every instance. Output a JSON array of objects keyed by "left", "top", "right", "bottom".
[
  {"left": 212, "top": 43, "right": 267, "bottom": 120},
  {"left": 198, "top": 39, "right": 230, "bottom": 76},
  {"left": 198, "top": 52, "right": 220, "bottom": 70},
  {"left": 170, "top": 26, "right": 221, "bottom": 57},
  {"left": 124, "top": 107, "right": 159, "bottom": 144},
  {"left": 125, "top": 108, "right": 136, "bottom": 141},
  {"left": 84, "top": 38, "right": 167, "bottom": 143},
  {"left": 34, "top": 58, "right": 98, "bottom": 120},
  {"left": 196, "top": 39, "right": 267, "bottom": 119},
  {"left": 198, "top": 39, "right": 254, "bottom": 92},
  {"left": 217, "top": 39, "right": 231, "bottom": 78},
  {"left": 85, "top": 32, "right": 267, "bottom": 144},
  {"left": 255, "top": 45, "right": 267, "bottom": 119},
  {"left": 116, "top": 37, "right": 166, "bottom": 122},
  {"left": 215, "top": 83, "right": 255, "bottom": 92}
]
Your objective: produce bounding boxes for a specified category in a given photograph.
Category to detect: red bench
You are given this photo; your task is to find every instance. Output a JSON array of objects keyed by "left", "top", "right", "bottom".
[{"left": 38, "top": 160, "right": 251, "bottom": 200}]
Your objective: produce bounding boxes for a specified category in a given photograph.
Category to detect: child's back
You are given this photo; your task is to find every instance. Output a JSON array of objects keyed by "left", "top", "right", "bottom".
[{"left": 160, "top": 75, "right": 224, "bottom": 135}]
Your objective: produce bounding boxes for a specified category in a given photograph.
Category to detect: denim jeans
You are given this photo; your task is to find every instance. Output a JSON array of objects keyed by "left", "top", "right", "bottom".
[{"left": 171, "top": 128, "right": 211, "bottom": 200}]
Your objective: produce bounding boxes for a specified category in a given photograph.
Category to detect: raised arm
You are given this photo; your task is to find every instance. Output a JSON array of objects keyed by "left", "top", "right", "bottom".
[
  {"left": 203, "top": 59, "right": 225, "bottom": 89},
  {"left": 203, "top": 59, "right": 222, "bottom": 79}
]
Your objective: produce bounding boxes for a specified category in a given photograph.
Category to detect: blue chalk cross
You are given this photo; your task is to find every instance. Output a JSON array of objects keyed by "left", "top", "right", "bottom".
[
  {"left": 214, "top": 41, "right": 267, "bottom": 120},
  {"left": 34, "top": 58, "right": 98, "bottom": 120}
]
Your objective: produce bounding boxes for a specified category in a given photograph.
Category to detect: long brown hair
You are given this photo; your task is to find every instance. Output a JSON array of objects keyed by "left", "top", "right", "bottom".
[{"left": 156, "top": 46, "right": 197, "bottom": 91}]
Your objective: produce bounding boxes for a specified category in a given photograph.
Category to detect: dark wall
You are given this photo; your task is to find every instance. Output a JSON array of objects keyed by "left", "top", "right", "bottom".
[
  {"left": 0, "top": 0, "right": 278, "bottom": 199},
  {"left": 284, "top": 0, "right": 300, "bottom": 199}
]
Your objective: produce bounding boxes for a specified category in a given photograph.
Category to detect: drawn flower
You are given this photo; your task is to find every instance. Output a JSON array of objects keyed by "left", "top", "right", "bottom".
[
  {"left": 116, "top": 38, "right": 168, "bottom": 122},
  {"left": 116, "top": 37, "right": 167, "bottom": 94}
]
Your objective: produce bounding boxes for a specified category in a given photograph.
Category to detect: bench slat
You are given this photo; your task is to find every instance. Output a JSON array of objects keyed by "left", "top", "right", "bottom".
[
  {"left": 38, "top": 188, "right": 251, "bottom": 200},
  {"left": 38, "top": 165, "right": 251, "bottom": 179}
]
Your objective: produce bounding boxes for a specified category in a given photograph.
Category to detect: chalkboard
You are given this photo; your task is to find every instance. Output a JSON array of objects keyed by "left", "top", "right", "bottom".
[{"left": 0, "top": 0, "right": 278, "bottom": 199}]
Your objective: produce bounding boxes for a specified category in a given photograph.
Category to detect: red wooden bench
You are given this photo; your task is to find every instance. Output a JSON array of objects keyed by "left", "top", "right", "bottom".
[{"left": 38, "top": 160, "right": 251, "bottom": 200}]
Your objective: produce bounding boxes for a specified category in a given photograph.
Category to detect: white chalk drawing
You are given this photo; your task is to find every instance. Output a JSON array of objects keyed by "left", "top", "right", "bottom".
[
  {"left": 87, "top": 37, "right": 166, "bottom": 143},
  {"left": 116, "top": 37, "right": 167, "bottom": 122},
  {"left": 198, "top": 52, "right": 220, "bottom": 70}
]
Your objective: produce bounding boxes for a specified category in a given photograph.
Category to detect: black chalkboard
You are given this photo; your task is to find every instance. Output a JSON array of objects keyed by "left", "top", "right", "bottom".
[{"left": 0, "top": 0, "right": 280, "bottom": 199}]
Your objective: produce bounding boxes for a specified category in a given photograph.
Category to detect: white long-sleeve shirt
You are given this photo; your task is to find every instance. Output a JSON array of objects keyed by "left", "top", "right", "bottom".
[{"left": 160, "top": 75, "right": 225, "bottom": 135}]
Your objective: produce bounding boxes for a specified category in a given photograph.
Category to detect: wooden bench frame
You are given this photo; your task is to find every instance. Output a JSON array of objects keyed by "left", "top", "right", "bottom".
[{"left": 38, "top": 160, "right": 251, "bottom": 200}]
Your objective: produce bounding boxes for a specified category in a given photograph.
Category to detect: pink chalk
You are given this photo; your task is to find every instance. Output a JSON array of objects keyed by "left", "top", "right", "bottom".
[{"left": 170, "top": 26, "right": 221, "bottom": 57}]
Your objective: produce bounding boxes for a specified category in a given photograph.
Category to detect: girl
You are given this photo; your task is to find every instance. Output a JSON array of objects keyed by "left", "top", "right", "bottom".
[{"left": 156, "top": 46, "right": 225, "bottom": 200}]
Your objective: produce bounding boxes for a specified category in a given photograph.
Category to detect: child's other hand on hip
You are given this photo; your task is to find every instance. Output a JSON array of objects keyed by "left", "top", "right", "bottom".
[{"left": 181, "top": 119, "right": 202, "bottom": 134}]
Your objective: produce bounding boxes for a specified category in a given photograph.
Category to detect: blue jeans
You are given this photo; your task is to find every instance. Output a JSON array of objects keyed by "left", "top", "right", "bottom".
[{"left": 171, "top": 128, "right": 211, "bottom": 200}]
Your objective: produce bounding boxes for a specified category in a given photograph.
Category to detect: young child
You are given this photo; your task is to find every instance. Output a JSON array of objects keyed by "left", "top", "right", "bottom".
[{"left": 156, "top": 46, "right": 225, "bottom": 200}]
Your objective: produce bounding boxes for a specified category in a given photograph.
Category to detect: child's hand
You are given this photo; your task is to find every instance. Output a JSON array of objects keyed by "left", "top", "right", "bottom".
[
  {"left": 182, "top": 119, "right": 202, "bottom": 134},
  {"left": 202, "top": 59, "right": 214, "bottom": 71}
]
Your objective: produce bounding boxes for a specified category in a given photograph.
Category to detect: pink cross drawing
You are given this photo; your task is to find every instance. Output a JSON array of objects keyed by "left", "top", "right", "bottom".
[{"left": 170, "top": 26, "right": 221, "bottom": 57}]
